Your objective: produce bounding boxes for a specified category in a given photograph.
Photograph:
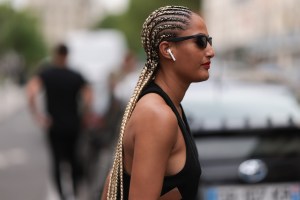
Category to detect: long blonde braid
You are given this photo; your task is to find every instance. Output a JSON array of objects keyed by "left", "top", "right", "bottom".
[{"left": 106, "top": 5, "right": 192, "bottom": 200}]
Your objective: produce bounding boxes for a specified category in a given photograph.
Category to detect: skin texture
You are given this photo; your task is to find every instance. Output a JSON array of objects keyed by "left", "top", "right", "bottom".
[{"left": 101, "top": 12, "right": 214, "bottom": 200}]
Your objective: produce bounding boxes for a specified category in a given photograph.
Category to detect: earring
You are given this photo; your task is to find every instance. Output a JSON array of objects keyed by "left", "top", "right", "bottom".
[{"left": 167, "top": 49, "right": 176, "bottom": 61}]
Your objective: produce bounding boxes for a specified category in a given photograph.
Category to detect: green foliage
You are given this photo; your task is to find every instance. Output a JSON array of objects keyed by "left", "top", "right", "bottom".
[
  {"left": 94, "top": 0, "right": 201, "bottom": 56},
  {"left": 0, "top": 4, "right": 47, "bottom": 71}
]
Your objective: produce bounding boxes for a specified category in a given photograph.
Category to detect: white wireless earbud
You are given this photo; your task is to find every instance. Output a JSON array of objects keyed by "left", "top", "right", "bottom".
[{"left": 167, "top": 49, "right": 176, "bottom": 61}]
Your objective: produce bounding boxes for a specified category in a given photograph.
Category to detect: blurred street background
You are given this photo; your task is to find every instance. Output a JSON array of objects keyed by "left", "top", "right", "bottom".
[{"left": 0, "top": 0, "right": 299, "bottom": 200}]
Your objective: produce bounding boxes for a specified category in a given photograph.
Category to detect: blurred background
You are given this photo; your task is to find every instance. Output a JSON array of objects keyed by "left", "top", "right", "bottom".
[{"left": 0, "top": 0, "right": 299, "bottom": 200}]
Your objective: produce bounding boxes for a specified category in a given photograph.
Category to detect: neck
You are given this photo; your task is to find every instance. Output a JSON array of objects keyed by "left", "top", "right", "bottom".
[
  {"left": 53, "top": 55, "right": 67, "bottom": 68},
  {"left": 154, "top": 72, "right": 189, "bottom": 108},
  {"left": 54, "top": 60, "right": 67, "bottom": 68}
]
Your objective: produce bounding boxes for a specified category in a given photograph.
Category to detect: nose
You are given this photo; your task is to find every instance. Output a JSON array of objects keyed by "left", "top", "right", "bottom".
[{"left": 206, "top": 44, "right": 215, "bottom": 59}]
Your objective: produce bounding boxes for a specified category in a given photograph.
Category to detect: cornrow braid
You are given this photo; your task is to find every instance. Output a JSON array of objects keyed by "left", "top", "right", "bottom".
[{"left": 106, "top": 5, "right": 192, "bottom": 200}]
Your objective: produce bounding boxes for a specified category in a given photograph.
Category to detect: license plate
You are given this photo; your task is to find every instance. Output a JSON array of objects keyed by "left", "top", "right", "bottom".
[{"left": 201, "top": 183, "right": 300, "bottom": 200}]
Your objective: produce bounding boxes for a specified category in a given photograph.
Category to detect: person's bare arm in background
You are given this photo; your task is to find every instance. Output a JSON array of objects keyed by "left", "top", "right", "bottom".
[
  {"left": 81, "top": 84, "right": 103, "bottom": 128},
  {"left": 26, "top": 76, "right": 52, "bottom": 128},
  {"left": 81, "top": 84, "right": 93, "bottom": 113}
]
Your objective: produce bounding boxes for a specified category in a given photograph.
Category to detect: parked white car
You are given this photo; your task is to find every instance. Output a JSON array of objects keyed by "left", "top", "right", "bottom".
[{"left": 182, "top": 80, "right": 300, "bottom": 200}]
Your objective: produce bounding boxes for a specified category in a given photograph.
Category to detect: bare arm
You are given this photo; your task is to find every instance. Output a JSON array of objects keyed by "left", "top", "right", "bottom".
[
  {"left": 81, "top": 84, "right": 93, "bottom": 113},
  {"left": 126, "top": 97, "right": 178, "bottom": 200},
  {"left": 80, "top": 84, "right": 100, "bottom": 128},
  {"left": 26, "top": 76, "right": 40, "bottom": 115},
  {"left": 26, "top": 76, "right": 50, "bottom": 128}
]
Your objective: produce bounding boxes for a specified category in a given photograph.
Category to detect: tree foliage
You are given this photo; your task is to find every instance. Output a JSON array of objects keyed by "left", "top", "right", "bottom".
[
  {"left": 0, "top": 4, "right": 47, "bottom": 71},
  {"left": 94, "top": 0, "right": 201, "bottom": 56}
]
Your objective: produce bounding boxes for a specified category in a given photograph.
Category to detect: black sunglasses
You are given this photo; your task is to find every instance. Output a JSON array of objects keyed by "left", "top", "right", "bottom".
[{"left": 166, "top": 34, "right": 212, "bottom": 49}]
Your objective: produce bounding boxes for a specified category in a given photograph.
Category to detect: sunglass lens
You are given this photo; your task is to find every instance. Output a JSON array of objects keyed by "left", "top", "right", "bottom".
[
  {"left": 208, "top": 37, "right": 212, "bottom": 46},
  {"left": 196, "top": 36, "right": 212, "bottom": 49},
  {"left": 196, "top": 36, "right": 207, "bottom": 49}
]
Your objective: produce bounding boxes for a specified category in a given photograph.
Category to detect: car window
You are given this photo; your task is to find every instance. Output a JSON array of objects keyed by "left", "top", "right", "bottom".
[
  {"left": 196, "top": 133, "right": 300, "bottom": 161},
  {"left": 183, "top": 81, "right": 300, "bottom": 130}
]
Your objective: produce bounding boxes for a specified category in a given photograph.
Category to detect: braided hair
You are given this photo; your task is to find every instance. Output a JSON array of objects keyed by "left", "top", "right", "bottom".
[{"left": 106, "top": 5, "right": 192, "bottom": 200}]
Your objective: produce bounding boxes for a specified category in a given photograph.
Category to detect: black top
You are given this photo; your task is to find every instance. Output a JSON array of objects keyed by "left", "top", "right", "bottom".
[
  {"left": 123, "top": 81, "right": 201, "bottom": 200},
  {"left": 38, "top": 66, "right": 87, "bottom": 133}
]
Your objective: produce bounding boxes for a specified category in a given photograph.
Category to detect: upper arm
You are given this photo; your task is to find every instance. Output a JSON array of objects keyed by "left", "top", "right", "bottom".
[
  {"left": 26, "top": 76, "right": 42, "bottom": 101},
  {"left": 128, "top": 98, "right": 178, "bottom": 199},
  {"left": 26, "top": 76, "right": 43, "bottom": 115},
  {"left": 81, "top": 84, "right": 92, "bottom": 101}
]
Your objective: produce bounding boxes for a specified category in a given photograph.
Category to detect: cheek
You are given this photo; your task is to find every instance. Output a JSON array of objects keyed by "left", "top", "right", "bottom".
[
  {"left": 182, "top": 50, "right": 205, "bottom": 69},
  {"left": 182, "top": 44, "right": 206, "bottom": 62},
  {"left": 188, "top": 52, "right": 210, "bottom": 81},
  {"left": 176, "top": 46, "right": 209, "bottom": 81}
]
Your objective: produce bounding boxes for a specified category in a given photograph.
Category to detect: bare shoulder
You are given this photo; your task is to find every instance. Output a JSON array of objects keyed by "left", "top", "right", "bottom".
[{"left": 129, "top": 93, "right": 178, "bottom": 144}]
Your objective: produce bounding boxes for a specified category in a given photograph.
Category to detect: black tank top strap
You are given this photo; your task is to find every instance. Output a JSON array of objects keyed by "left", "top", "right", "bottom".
[{"left": 181, "top": 105, "right": 191, "bottom": 134}]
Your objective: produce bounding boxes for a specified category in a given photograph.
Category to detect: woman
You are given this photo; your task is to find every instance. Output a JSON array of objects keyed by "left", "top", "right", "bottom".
[{"left": 102, "top": 5, "right": 215, "bottom": 200}]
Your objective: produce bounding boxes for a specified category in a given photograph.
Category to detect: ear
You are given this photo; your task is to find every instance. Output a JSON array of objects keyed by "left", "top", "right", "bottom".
[{"left": 159, "top": 41, "right": 174, "bottom": 60}]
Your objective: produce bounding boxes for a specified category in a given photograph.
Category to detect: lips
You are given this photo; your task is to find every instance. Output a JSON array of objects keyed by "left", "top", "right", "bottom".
[{"left": 202, "top": 61, "right": 211, "bottom": 69}]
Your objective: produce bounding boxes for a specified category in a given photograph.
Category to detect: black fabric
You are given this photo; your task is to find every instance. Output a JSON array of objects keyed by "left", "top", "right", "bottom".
[
  {"left": 47, "top": 130, "right": 83, "bottom": 198},
  {"left": 39, "top": 67, "right": 86, "bottom": 134},
  {"left": 123, "top": 81, "right": 201, "bottom": 200},
  {"left": 38, "top": 66, "right": 86, "bottom": 199}
]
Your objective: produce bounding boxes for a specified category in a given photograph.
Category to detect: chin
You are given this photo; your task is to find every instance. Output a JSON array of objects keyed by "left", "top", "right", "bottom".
[{"left": 194, "top": 74, "right": 209, "bottom": 83}]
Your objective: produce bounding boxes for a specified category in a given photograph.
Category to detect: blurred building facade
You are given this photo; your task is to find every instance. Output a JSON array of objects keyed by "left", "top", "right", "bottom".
[
  {"left": 203, "top": 0, "right": 300, "bottom": 49},
  {"left": 25, "top": 0, "right": 105, "bottom": 46},
  {"left": 202, "top": 0, "right": 300, "bottom": 98}
]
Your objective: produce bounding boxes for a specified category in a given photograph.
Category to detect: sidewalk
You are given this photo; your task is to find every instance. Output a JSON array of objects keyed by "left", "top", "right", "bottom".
[{"left": 0, "top": 80, "right": 26, "bottom": 123}]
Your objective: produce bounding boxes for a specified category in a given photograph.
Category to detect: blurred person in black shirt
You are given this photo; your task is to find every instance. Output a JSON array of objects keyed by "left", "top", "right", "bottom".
[{"left": 26, "top": 43, "right": 93, "bottom": 200}]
